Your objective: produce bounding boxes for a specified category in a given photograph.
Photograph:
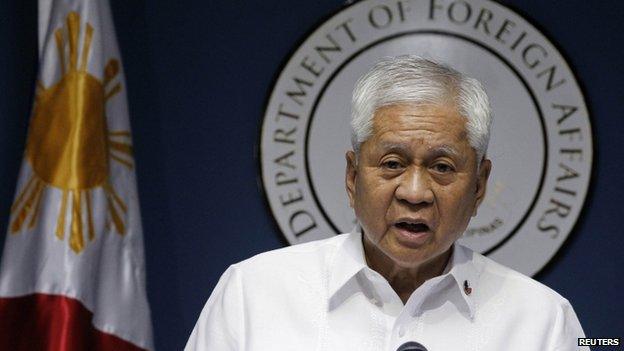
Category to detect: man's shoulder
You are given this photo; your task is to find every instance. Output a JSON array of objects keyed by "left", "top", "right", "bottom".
[
  {"left": 467, "top": 246, "right": 572, "bottom": 309},
  {"left": 231, "top": 233, "right": 349, "bottom": 281}
]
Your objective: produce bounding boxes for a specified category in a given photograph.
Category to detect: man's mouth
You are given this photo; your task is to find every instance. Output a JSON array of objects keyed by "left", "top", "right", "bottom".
[{"left": 394, "top": 221, "right": 430, "bottom": 233}]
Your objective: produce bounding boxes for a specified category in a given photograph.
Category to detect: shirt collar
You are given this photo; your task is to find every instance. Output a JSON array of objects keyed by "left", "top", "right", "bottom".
[
  {"left": 445, "top": 243, "right": 482, "bottom": 319},
  {"left": 328, "top": 228, "right": 483, "bottom": 319},
  {"left": 327, "top": 227, "right": 368, "bottom": 300}
]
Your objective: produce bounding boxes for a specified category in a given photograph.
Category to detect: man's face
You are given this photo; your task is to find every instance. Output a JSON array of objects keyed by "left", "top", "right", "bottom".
[{"left": 346, "top": 103, "right": 491, "bottom": 268}]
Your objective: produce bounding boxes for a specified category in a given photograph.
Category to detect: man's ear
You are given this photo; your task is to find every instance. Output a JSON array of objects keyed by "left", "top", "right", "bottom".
[
  {"left": 473, "top": 158, "right": 492, "bottom": 217},
  {"left": 345, "top": 151, "right": 358, "bottom": 208}
]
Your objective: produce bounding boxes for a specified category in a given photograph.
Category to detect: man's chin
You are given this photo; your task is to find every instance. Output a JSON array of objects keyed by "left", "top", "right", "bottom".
[{"left": 383, "top": 242, "right": 435, "bottom": 268}]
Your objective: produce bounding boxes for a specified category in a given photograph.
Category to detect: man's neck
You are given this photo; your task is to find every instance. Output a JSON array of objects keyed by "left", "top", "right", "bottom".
[{"left": 362, "top": 237, "right": 452, "bottom": 304}]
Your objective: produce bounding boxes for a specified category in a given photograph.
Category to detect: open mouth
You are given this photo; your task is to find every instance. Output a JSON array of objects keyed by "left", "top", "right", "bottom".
[{"left": 395, "top": 221, "right": 430, "bottom": 233}]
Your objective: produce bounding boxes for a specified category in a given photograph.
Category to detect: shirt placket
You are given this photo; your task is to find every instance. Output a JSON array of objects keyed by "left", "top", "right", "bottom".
[
  {"left": 390, "top": 276, "right": 446, "bottom": 349},
  {"left": 362, "top": 270, "right": 402, "bottom": 350}
]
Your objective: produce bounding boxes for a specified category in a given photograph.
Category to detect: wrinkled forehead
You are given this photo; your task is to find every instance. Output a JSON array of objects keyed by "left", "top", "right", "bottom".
[{"left": 370, "top": 103, "right": 470, "bottom": 140}]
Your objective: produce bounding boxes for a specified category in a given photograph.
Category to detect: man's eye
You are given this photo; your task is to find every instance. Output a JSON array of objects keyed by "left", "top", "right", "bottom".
[
  {"left": 382, "top": 160, "right": 402, "bottom": 170},
  {"left": 432, "top": 163, "right": 454, "bottom": 173}
]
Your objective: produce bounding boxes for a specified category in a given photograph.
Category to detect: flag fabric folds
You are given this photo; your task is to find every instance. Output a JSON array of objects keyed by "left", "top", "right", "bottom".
[{"left": 0, "top": 0, "right": 153, "bottom": 349}]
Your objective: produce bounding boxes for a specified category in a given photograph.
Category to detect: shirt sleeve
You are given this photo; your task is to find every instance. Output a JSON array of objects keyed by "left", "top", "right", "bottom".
[
  {"left": 550, "top": 300, "right": 589, "bottom": 351},
  {"left": 185, "top": 265, "right": 245, "bottom": 351}
]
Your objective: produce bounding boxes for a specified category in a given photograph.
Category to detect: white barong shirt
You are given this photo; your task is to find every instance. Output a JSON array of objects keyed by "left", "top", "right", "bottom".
[{"left": 186, "top": 229, "right": 587, "bottom": 350}]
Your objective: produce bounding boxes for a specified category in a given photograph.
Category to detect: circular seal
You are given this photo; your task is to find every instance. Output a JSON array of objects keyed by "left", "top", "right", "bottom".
[{"left": 259, "top": 0, "right": 592, "bottom": 277}]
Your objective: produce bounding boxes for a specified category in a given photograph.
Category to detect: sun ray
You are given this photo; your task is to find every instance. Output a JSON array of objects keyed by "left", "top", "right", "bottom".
[
  {"left": 110, "top": 154, "right": 134, "bottom": 170},
  {"left": 108, "top": 141, "right": 133, "bottom": 156},
  {"left": 28, "top": 181, "right": 45, "bottom": 229},
  {"left": 54, "top": 28, "right": 66, "bottom": 75},
  {"left": 69, "top": 190, "right": 85, "bottom": 253},
  {"left": 56, "top": 190, "right": 69, "bottom": 240},
  {"left": 11, "top": 174, "right": 36, "bottom": 213},
  {"left": 104, "top": 59, "right": 119, "bottom": 86},
  {"left": 85, "top": 190, "right": 95, "bottom": 241},
  {"left": 104, "top": 183, "right": 127, "bottom": 235},
  {"left": 10, "top": 179, "right": 44, "bottom": 233},
  {"left": 108, "top": 130, "right": 131, "bottom": 137},
  {"left": 104, "top": 183, "right": 127, "bottom": 213},
  {"left": 105, "top": 83, "right": 122, "bottom": 101},
  {"left": 107, "top": 197, "right": 125, "bottom": 235},
  {"left": 79, "top": 23, "right": 94, "bottom": 72},
  {"left": 67, "top": 12, "right": 80, "bottom": 70}
]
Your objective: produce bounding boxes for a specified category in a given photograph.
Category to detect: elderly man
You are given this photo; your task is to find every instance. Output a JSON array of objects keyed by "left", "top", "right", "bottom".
[{"left": 186, "top": 56, "right": 587, "bottom": 350}]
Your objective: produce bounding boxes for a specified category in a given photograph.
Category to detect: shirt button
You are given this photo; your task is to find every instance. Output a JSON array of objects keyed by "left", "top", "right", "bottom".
[{"left": 398, "top": 327, "right": 406, "bottom": 337}]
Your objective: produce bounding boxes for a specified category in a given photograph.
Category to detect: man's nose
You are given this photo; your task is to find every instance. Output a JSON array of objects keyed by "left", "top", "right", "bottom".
[{"left": 395, "top": 167, "right": 434, "bottom": 205}]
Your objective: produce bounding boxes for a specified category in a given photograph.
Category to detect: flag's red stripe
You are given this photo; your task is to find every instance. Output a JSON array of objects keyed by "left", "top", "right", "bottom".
[{"left": 0, "top": 293, "right": 146, "bottom": 351}]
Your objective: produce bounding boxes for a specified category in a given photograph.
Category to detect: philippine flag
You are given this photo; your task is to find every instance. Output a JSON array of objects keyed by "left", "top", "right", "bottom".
[{"left": 0, "top": 0, "right": 153, "bottom": 350}]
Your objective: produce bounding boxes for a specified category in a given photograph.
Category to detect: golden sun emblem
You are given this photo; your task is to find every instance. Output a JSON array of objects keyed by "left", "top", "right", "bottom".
[{"left": 10, "top": 12, "right": 133, "bottom": 253}]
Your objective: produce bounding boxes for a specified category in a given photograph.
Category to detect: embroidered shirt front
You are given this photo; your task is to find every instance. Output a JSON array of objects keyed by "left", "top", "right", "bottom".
[{"left": 185, "top": 229, "right": 587, "bottom": 351}]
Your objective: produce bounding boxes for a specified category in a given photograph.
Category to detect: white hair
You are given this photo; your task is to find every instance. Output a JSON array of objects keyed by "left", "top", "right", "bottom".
[{"left": 351, "top": 55, "right": 492, "bottom": 162}]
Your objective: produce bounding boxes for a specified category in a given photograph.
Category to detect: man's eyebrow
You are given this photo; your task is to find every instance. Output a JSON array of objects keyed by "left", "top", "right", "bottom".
[
  {"left": 378, "top": 142, "right": 463, "bottom": 158},
  {"left": 378, "top": 142, "right": 410, "bottom": 154},
  {"left": 429, "top": 145, "right": 464, "bottom": 159}
]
